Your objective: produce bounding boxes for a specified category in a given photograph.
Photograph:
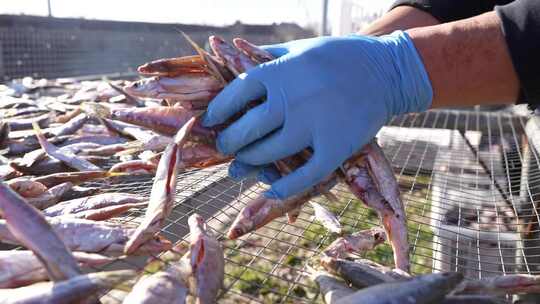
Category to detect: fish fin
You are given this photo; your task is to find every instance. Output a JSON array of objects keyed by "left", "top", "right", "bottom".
[
  {"left": 176, "top": 29, "right": 227, "bottom": 86},
  {"left": 108, "top": 82, "right": 143, "bottom": 106},
  {"left": 173, "top": 116, "right": 197, "bottom": 145}
]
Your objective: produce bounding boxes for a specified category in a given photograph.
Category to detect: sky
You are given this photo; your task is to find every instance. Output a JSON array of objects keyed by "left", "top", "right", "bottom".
[{"left": 0, "top": 0, "right": 393, "bottom": 27}]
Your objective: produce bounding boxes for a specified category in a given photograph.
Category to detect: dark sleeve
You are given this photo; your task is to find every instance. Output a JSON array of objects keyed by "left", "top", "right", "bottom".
[
  {"left": 497, "top": 1, "right": 540, "bottom": 108},
  {"left": 390, "top": 0, "right": 514, "bottom": 23}
]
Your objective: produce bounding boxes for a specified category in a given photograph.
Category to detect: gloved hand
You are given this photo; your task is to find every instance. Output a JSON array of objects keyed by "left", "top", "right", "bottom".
[{"left": 202, "top": 31, "right": 433, "bottom": 200}]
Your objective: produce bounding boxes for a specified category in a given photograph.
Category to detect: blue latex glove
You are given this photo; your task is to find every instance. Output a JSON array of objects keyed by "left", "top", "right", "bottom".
[{"left": 203, "top": 31, "right": 433, "bottom": 200}]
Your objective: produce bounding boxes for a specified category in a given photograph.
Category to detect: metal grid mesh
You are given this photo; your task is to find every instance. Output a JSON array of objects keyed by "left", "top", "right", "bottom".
[{"left": 72, "top": 108, "right": 538, "bottom": 303}]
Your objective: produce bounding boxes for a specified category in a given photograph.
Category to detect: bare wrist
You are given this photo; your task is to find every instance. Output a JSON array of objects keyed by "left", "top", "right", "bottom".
[{"left": 359, "top": 6, "right": 440, "bottom": 36}]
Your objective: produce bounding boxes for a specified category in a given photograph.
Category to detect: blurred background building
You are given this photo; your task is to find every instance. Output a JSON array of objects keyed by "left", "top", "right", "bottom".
[{"left": 0, "top": 0, "right": 392, "bottom": 79}]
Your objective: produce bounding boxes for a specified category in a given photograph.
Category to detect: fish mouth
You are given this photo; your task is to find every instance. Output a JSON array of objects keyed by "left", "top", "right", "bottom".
[
  {"left": 373, "top": 230, "right": 386, "bottom": 244},
  {"left": 227, "top": 227, "right": 243, "bottom": 240},
  {"left": 137, "top": 64, "right": 153, "bottom": 74}
]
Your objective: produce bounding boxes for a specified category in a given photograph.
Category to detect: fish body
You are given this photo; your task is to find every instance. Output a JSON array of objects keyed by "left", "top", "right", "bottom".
[
  {"left": 321, "top": 257, "right": 407, "bottom": 289},
  {"left": 137, "top": 55, "right": 207, "bottom": 76},
  {"left": 457, "top": 274, "right": 540, "bottom": 295},
  {"left": 109, "top": 160, "right": 158, "bottom": 174},
  {"left": 42, "top": 193, "right": 146, "bottom": 220},
  {"left": 6, "top": 134, "right": 68, "bottom": 156},
  {"left": 49, "top": 113, "right": 88, "bottom": 137},
  {"left": 58, "top": 135, "right": 128, "bottom": 146},
  {"left": 233, "top": 38, "right": 274, "bottom": 63},
  {"left": 0, "top": 270, "right": 136, "bottom": 304},
  {"left": 335, "top": 272, "right": 463, "bottom": 304},
  {"left": 323, "top": 227, "right": 386, "bottom": 258},
  {"left": 122, "top": 265, "right": 188, "bottom": 304},
  {"left": 227, "top": 194, "right": 310, "bottom": 239},
  {"left": 31, "top": 171, "right": 116, "bottom": 188},
  {"left": 344, "top": 145, "right": 410, "bottom": 272},
  {"left": 185, "top": 213, "right": 224, "bottom": 304},
  {"left": 0, "top": 183, "right": 81, "bottom": 281},
  {"left": 363, "top": 142, "right": 410, "bottom": 272},
  {"left": 123, "top": 75, "right": 221, "bottom": 101},
  {"left": 26, "top": 182, "right": 73, "bottom": 209},
  {"left": 60, "top": 185, "right": 100, "bottom": 201},
  {"left": 33, "top": 122, "right": 101, "bottom": 171},
  {"left": 7, "top": 180, "right": 48, "bottom": 198},
  {"left": 124, "top": 117, "right": 195, "bottom": 254},
  {"left": 310, "top": 269, "right": 355, "bottom": 304},
  {"left": 209, "top": 35, "right": 256, "bottom": 75},
  {"left": 0, "top": 122, "right": 9, "bottom": 150},
  {"left": 0, "top": 251, "right": 113, "bottom": 288},
  {"left": 0, "top": 217, "right": 171, "bottom": 255},
  {"left": 79, "top": 143, "right": 130, "bottom": 156},
  {"left": 5, "top": 112, "right": 51, "bottom": 131},
  {"left": 109, "top": 106, "right": 200, "bottom": 136},
  {"left": 227, "top": 175, "right": 337, "bottom": 239}
]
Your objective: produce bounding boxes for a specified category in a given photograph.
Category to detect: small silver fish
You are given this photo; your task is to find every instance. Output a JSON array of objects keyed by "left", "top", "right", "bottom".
[
  {"left": 0, "top": 269, "right": 136, "bottom": 304},
  {"left": 122, "top": 264, "right": 188, "bottom": 304},
  {"left": 0, "top": 251, "right": 114, "bottom": 288},
  {"left": 0, "top": 217, "right": 172, "bottom": 256},
  {"left": 321, "top": 257, "right": 408, "bottom": 289},
  {"left": 309, "top": 268, "right": 355, "bottom": 304},
  {"left": 26, "top": 182, "right": 74, "bottom": 210},
  {"left": 33, "top": 122, "right": 101, "bottom": 171},
  {"left": 344, "top": 144, "right": 410, "bottom": 272},
  {"left": 184, "top": 213, "right": 225, "bottom": 304},
  {"left": 0, "top": 183, "right": 81, "bottom": 281},
  {"left": 42, "top": 192, "right": 146, "bottom": 221},
  {"left": 335, "top": 272, "right": 463, "bottom": 304},
  {"left": 124, "top": 117, "right": 196, "bottom": 254}
]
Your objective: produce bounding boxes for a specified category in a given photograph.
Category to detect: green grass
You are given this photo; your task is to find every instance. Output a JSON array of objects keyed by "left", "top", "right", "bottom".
[
  {"left": 301, "top": 181, "right": 435, "bottom": 273},
  {"left": 221, "top": 174, "right": 436, "bottom": 302}
]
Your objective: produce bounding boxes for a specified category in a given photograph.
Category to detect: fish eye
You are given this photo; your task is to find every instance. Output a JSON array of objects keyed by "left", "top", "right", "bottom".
[{"left": 132, "top": 82, "right": 139, "bottom": 88}]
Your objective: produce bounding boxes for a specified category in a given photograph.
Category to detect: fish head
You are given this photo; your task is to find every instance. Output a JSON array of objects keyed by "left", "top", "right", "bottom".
[
  {"left": 370, "top": 227, "right": 387, "bottom": 246},
  {"left": 138, "top": 59, "right": 168, "bottom": 75},
  {"left": 226, "top": 196, "right": 271, "bottom": 240},
  {"left": 209, "top": 35, "right": 239, "bottom": 58},
  {"left": 226, "top": 209, "right": 256, "bottom": 240},
  {"left": 137, "top": 235, "right": 173, "bottom": 255},
  {"left": 188, "top": 213, "right": 205, "bottom": 231},
  {"left": 123, "top": 77, "right": 161, "bottom": 97}
]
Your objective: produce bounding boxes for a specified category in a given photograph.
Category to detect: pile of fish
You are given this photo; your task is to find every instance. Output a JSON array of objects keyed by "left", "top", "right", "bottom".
[
  {"left": 121, "top": 33, "right": 411, "bottom": 273},
  {"left": 1, "top": 33, "right": 537, "bottom": 303}
]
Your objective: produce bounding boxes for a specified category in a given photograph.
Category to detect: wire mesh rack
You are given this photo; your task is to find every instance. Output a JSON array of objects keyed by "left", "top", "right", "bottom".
[
  {"left": 64, "top": 107, "right": 540, "bottom": 303},
  {"left": 0, "top": 15, "right": 314, "bottom": 80}
]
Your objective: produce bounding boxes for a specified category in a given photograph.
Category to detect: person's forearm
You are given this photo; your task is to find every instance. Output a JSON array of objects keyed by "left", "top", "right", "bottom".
[
  {"left": 407, "top": 11, "right": 519, "bottom": 108},
  {"left": 359, "top": 6, "right": 440, "bottom": 36}
]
